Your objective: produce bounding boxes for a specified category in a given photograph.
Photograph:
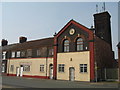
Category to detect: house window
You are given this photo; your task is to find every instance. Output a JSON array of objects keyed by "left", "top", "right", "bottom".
[
  {"left": 76, "top": 38, "right": 84, "bottom": 51},
  {"left": 2, "top": 51, "right": 6, "bottom": 60},
  {"left": 23, "top": 65, "right": 30, "bottom": 72},
  {"left": 2, "top": 63, "right": 5, "bottom": 72},
  {"left": 27, "top": 49, "right": 32, "bottom": 57},
  {"left": 11, "top": 51, "right": 15, "bottom": 58},
  {"left": 80, "top": 64, "right": 87, "bottom": 73},
  {"left": 63, "top": 40, "right": 69, "bottom": 52},
  {"left": 58, "top": 64, "right": 65, "bottom": 72},
  {"left": 10, "top": 65, "right": 14, "bottom": 72},
  {"left": 21, "top": 51, "right": 26, "bottom": 57},
  {"left": 40, "top": 65, "right": 44, "bottom": 72},
  {"left": 49, "top": 48, "right": 54, "bottom": 56},
  {"left": 37, "top": 49, "right": 41, "bottom": 56},
  {"left": 16, "top": 51, "right": 20, "bottom": 57}
]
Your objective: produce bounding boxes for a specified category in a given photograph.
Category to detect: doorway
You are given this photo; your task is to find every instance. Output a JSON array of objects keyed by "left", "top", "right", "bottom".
[
  {"left": 69, "top": 67, "right": 75, "bottom": 81},
  {"left": 49, "top": 64, "right": 53, "bottom": 79},
  {"left": 20, "top": 65, "right": 23, "bottom": 77},
  {"left": 16, "top": 67, "right": 20, "bottom": 77}
]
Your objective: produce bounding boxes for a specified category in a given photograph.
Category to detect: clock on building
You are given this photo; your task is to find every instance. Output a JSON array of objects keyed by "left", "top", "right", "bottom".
[{"left": 69, "top": 28, "right": 75, "bottom": 35}]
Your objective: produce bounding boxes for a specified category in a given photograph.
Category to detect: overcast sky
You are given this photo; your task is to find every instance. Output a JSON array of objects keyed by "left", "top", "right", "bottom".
[{"left": 1, "top": 2, "right": 118, "bottom": 59}]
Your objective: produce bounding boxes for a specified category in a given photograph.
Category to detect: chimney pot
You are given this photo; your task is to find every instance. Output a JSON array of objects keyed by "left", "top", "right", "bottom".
[
  {"left": 19, "top": 36, "right": 27, "bottom": 43},
  {"left": 1, "top": 39, "right": 8, "bottom": 46}
]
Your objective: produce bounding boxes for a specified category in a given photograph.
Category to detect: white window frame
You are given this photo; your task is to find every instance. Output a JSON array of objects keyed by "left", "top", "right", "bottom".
[
  {"left": 80, "top": 64, "right": 87, "bottom": 73},
  {"left": 58, "top": 64, "right": 65, "bottom": 72},
  {"left": 49, "top": 48, "right": 54, "bottom": 56},
  {"left": 2, "top": 63, "right": 5, "bottom": 72},
  {"left": 23, "top": 65, "right": 30, "bottom": 72},
  {"left": 16, "top": 51, "right": 21, "bottom": 57},
  {"left": 11, "top": 51, "right": 15, "bottom": 58},
  {"left": 2, "top": 51, "right": 6, "bottom": 60},
  {"left": 27, "top": 49, "right": 32, "bottom": 57},
  {"left": 21, "top": 51, "right": 26, "bottom": 57},
  {"left": 40, "top": 65, "right": 44, "bottom": 72},
  {"left": 37, "top": 49, "right": 41, "bottom": 56}
]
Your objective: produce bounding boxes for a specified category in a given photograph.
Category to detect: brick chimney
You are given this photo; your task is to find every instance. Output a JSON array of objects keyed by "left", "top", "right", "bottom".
[
  {"left": 1, "top": 39, "right": 8, "bottom": 46},
  {"left": 19, "top": 36, "right": 27, "bottom": 43}
]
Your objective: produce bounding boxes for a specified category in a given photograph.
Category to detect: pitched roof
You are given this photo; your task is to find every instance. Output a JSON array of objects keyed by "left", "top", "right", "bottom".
[
  {"left": 55, "top": 19, "right": 93, "bottom": 38},
  {"left": 2, "top": 37, "right": 54, "bottom": 51}
]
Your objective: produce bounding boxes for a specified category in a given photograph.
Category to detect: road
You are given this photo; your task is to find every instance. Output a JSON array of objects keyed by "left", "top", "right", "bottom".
[{"left": 1, "top": 75, "right": 119, "bottom": 88}]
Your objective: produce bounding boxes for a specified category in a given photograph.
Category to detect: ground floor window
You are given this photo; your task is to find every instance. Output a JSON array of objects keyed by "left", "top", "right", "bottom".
[
  {"left": 58, "top": 64, "right": 65, "bottom": 72},
  {"left": 40, "top": 65, "right": 44, "bottom": 72},
  {"left": 10, "top": 65, "right": 14, "bottom": 72},
  {"left": 2, "top": 64, "right": 5, "bottom": 72},
  {"left": 80, "top": 64, "right": 87, "bottom": 73},
  {"left": 23, "top": 65, "right": 30, "bottom": 72}
]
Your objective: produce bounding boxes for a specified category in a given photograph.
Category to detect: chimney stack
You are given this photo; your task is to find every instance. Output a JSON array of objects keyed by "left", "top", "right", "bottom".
[
  {"left": 1, "top": 39, "right": 8, "bottom": 46},
  {"left": 19, "top": 36, "right": 27, "bottom": 43}
]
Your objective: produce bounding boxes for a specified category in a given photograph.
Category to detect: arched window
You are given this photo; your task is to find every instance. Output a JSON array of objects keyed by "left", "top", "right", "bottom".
[
  {"left": 76, "top": 38, "right": 83, "bottom": 51},
  {"left": 63, "top": 39, "right": 69, "bottom": 52}
]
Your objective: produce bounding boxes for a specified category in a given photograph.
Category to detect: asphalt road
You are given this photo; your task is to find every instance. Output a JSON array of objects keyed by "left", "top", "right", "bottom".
[{"left": 1, "top": 75, "right": 119, "bottom": 88}]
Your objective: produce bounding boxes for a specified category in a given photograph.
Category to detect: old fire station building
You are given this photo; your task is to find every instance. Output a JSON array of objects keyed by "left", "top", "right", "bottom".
[{"left": 1, "top": 11, "right": 116, "bottom": 82}]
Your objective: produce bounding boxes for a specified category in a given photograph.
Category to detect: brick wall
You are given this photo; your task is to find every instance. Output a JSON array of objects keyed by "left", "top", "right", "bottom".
[
  {"left": 94, "top": 36, "right": 117, "bottom": 80},
  {"left": 94, "top": 36, "right": 115, "bottom": 68},
  {"left": 118, "top": 47, "right": 120, "bottom": 82}
]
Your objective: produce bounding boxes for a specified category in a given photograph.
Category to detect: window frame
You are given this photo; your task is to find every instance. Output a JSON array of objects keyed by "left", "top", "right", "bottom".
[
  {"left": 27, "top": 49, "right": 32, "bottom": 57},
  {"left": 58, "top": 64, "right": 65, "bottom": 73},
  {"left": 21, "top": 50, "right": 26, "bottom": 57},
  {"left": 40, "top": 64, "right": 44, "bottom": 72},
  {"left": 63, "top": 39, "right": 69, "bottom": 52},
  {"left": 37, "top": 49, "right": 41, "bottom": 56},
  {"left": 2, "top": 51, "right": 6, "bottom": 60},
  {"left": 49, "top": 48, "right": 54, "bottom": 56},
  {"left": 80, "top": 64, "right": 87, "bottom": 73},
  {"left": 16, "top": 51, "right": 21, "bottom": 57},
  {"left": 11, "top": 51, "right": 16, "bottom": 58},
  {"left": 76, "top": 38, "right": 84, "bottom": 51},
  {"left": 23, "top": 65, "right": 30, "bottom": 72}
]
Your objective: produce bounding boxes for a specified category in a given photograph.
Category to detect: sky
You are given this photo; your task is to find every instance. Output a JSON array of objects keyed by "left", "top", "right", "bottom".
[{"left": 1, "top": 2, "right": 119, "bottom": 59}]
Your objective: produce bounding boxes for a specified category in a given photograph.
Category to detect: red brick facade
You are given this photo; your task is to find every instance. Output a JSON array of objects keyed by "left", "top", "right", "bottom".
[{"left": 118, "top": 43, "right": 120, "bottom": 82}]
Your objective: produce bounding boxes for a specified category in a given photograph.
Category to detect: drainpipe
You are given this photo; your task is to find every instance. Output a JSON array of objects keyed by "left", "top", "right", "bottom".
[
  {"left": 95, "top": 61, "right": 97, "bottom": 82},
  {"left": 46, "top": 47, "right": 48, "bottom": 78}
]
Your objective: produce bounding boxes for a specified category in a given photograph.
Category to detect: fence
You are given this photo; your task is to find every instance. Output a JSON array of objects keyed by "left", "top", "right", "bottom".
[{"left": 97, "top": 68, "right": 119, "bottom": 81}]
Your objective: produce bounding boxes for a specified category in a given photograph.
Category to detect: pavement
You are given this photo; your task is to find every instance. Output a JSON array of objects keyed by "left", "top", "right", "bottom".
[{"left": 1, "top": 75, "right": 119, "bottom": 88}]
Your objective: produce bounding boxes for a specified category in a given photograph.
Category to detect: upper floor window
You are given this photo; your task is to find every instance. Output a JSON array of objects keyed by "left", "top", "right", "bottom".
[
  {"left": 76, "top": 38, "right": 83, "bottom": 51},
  {"left": 11, "top": 51, "right": 15, "bottom": 58},
  {"left": 63, "top": 39, "right": 69, "bottom": 52},
  {"left": 16, "top": 51, "right": 20, "bottom": 57},
  {"left": 21, "top": 50, "right": 26, "bottom": 57},
  {"left": 49, "top": 48, "right": 54, "bottom": 56},
  {"left": 27, "top": 49, "right": 32, "bottom": 57},
  {"left": 37, "top": 49, "right": 41, "bottom": 56},
  {"left": 2, "top": 51, "right": 6, "bottom": 60}
]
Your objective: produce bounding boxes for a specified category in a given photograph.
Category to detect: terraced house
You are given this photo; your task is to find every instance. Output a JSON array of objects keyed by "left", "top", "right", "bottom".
[{"left": 1, "top": 11, "right": 117, "bottom": 82}]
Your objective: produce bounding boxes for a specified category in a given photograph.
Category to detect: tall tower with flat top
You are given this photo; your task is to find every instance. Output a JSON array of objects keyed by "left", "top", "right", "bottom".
[{"left": 94, "top": 11, "right": 112, "bottom": 49}]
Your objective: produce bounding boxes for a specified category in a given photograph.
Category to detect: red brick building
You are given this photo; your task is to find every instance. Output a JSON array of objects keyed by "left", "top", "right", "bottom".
[
  {"left": 1, "top": 11, "right": 117, "bottom": 82},
  {"left": 117, "top": 42, "right": 120, "bottom": 82}
]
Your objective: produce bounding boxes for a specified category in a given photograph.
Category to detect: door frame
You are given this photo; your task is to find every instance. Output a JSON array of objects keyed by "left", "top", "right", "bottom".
[
  {"left": 49, "top": 64, "right": 53, "bottom": 79},
  {"left": 69, "top": 67, "right": 75, "bottom": 81}
]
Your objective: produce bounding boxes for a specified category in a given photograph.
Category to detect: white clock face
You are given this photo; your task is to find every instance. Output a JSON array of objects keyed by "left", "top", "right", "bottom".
[{"left": 69, "top": 28, "right": 75, "bottom": 35}]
